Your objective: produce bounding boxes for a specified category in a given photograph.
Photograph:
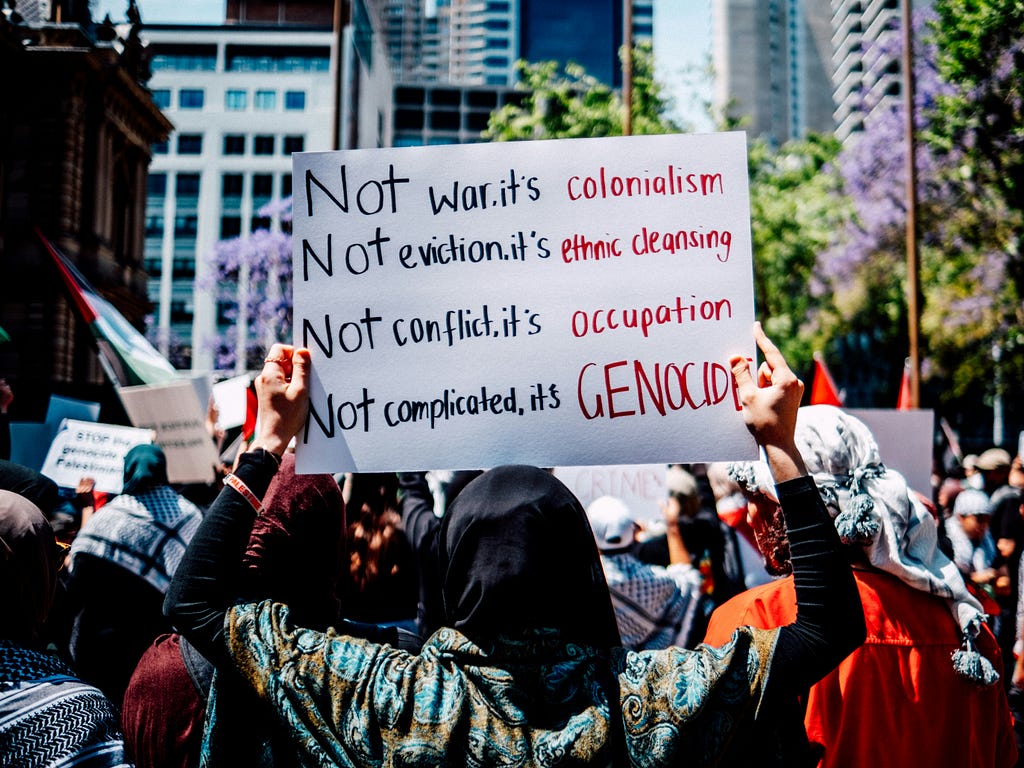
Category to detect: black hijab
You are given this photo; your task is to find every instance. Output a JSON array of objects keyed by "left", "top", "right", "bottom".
[
  {"left": 0, "top": 490, "right": 59, "bottom": 646},
  {"left": 439, "top": 465, "right": 621, "bottom": 649},
  {"left": 122, "top": 444, "right": 169, "bottom": 495}
]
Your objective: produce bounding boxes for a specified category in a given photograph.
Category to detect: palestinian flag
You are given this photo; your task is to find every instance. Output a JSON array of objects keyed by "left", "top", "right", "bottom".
[
  {"left": 0, "top": 326, "right": 9, "bottom": 343},
  {"left": 37, "top": 229, "right": 179, "bottom": 388}
]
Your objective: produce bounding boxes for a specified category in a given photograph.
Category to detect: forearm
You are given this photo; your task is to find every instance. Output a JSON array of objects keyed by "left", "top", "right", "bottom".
[
  {"left": 164, "top": 449, "right": 280, "bottom": 666},
  {"left": 764, "top": 477, "right": 865, "bottom": 700}
]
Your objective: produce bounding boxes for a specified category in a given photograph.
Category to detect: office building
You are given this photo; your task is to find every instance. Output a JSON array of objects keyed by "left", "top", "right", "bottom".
[{"left": 712, "top": 0, "right": 835, "bottom": 146}]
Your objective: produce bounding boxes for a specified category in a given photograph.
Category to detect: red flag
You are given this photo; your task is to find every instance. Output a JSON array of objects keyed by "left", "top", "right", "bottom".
[
  {"left": 897, "top": 358, "right": 912, "bottom": 410},
  {"left": 242, "top": 380, "right": 259, "bottom": 444},
  {"left": 810, "top": 352, "right": 844, "bottom": 406}
]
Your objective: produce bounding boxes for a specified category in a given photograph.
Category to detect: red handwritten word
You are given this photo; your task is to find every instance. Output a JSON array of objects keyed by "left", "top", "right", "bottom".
[
  {"left": 561, "top": 227, "right": 732, "bottom": 264},
  {"left": 566, "top": 166, "right": 724, "bottom": 201},
  {"left": 571, "top": 296, "right": 732, "bottom": 338},
  {"left": 576, "top": 359, "right": 742, "bottom": 419}
]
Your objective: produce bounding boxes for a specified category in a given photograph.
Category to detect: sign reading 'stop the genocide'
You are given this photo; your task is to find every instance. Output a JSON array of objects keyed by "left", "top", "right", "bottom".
[{"left": 291, "top": 132, "right": 758, "bottom": 473}]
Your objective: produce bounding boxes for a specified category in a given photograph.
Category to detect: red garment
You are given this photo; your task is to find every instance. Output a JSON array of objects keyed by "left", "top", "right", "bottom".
[
  {"left": 705, "top": 568, "right": 1018, "bottom": 768},
  {"left": 121, "top": 633, "right": 205, "bottom": 768}
]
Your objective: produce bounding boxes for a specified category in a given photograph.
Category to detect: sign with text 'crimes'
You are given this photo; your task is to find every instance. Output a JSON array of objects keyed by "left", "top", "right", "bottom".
[{"left": 292, "top": 132, "right": 759, "bottom": 473}]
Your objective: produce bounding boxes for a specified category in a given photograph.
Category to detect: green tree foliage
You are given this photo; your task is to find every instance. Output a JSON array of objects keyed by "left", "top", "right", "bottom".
[
  {"left": 483, "top": 43, "right": 681, "bottom": 140},
  {"left": 746, "top": 135, "right": 849, "bottom": 370}
]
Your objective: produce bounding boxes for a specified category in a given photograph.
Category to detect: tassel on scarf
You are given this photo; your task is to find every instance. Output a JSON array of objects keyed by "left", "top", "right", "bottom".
[
  {"left": 951, "top": 630, "right": 1000, "bottom": 686},
  {"left": 833, "top": 493, "right": 880, "bottom": 545}
]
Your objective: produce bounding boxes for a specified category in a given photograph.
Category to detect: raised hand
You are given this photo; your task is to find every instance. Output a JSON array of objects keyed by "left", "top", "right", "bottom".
[{"left": 251, "top": 344, "right": 311, "bottom": 457}]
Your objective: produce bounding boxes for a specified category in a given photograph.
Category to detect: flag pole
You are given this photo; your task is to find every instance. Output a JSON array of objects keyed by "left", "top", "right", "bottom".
[{"left": 901, "top": 0, "right": 921, "bottom": 408}]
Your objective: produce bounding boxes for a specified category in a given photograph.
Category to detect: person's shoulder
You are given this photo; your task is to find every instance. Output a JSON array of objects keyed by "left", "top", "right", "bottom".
[{"left": 703, "top": 577, "right": 795, "bottom": 644}]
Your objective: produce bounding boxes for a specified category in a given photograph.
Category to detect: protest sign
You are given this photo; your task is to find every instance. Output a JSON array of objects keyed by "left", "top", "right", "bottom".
[
  {"left": 45, "top": 395, "right": 101, "bottom": 426},
  {"left": 554, "top": 464, "right": 669, "bottom": 525},
  {"left": 41, "top": 419, "right": 152, "bottom": 493},
  {"left": 10, "top": 422, "right": 59, "bottom": 472},
  {"left": 292, "top": 132, "right": 758, "bottom": 472},
  {"left": 118, "top": 380, "right": 220, "bottom": 485},
  {"left": 847, "top": 408, "right": 934, "bottom": 495},
  {"left": 211, "top": 373, "right": 252, "bottom": 430}
]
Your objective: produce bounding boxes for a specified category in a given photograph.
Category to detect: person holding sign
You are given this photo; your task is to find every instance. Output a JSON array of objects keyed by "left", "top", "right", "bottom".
[{"left": 166, "top": 326, "right": 865, "bottom": 766}]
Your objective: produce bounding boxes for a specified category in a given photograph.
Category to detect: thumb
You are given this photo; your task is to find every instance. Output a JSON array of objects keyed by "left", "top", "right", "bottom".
[{"left": 730, "top": 354, "right": 754, "bottom": 399}]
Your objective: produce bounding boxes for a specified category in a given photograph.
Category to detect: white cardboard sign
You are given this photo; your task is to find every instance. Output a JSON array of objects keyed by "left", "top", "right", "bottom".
[
  {"left": 554, "top": 463, "right": 669, "bottom": 524},
  {"left": 41, "top": 419, "right": 153, "bottom": 493},
  {"left": 117, "top": 380, "right": 221, "bottom": 485},
  {"left": 847, "top": 408, "right": 934, "bottom": 496},
  {"left": 292, "top": 133, "right": 758, "bottom": 472}
]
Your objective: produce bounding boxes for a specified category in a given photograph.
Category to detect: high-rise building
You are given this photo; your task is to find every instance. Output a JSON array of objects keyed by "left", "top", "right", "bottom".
[
  {"left": 142, "top": 22, "right": 335, "bottom": 370},
  {"left": 712, "top": 0, "right": 835, "bottom": 146}
]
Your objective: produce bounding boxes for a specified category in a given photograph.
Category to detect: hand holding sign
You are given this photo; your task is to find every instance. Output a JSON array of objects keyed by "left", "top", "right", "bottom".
[{"left": 251, "top": 344, "right": 311, "bottom": 457}]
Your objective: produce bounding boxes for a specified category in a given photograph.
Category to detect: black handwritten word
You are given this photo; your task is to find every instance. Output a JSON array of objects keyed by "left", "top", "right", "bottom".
[
  {"left": 384, "top": 385, "right": 521, "bottom": 429},
  {"left": 304, "top": 164, "right": 410, "bottom": 217},
  {"left": 306, "top": 388, "right": 375, "bottom": 439},
  {"left": 301, "top": 228, "right": 391, "bottom": 281},
  {"left": 302, "top": 308, "right": 383, "bottom": 356},
  {"left": 560, "top": 227, "right": 732, "bottom": 264},
  {"left": 393, "top": 304, "right": 541, "bottom": 348},
  {"left": 530, "top": 383, "right": 560, "bottom": 411},
  {"left": 428, "top": 169, "right": 540, "bottom": 215},
  {"left": 571, "top": 296, "right": 732, "bottom": 339},
  {"left": 576, "top": 359, "right": 742, "bottom": 419},
  {"left": 398, "top": 230, "right": 550, "bottom": 268},
  {"left": 566, "top": 166, "right": 724, "bottom": 201}
]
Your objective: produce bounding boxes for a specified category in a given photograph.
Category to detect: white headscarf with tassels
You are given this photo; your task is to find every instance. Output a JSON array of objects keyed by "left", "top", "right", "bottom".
[{"left": 728, "top": 404, "right": 998, "bottom": 686}]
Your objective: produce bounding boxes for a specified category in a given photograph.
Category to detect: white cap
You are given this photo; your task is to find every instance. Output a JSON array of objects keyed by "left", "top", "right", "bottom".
[{"left": 586, "top": 495, "right": 636, "bottom": 552}]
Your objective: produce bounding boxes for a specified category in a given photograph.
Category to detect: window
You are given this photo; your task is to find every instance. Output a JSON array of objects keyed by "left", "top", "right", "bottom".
[
  {"left": 223, "top": 134, "right": 245, "bottom": 155},
  {"left": 172, "top": 257, "right": 196, "bottom": 279},
  {"left": 147, "top": 173, "right": 167, "bottom": 197},
  {"left": 255, "top": 90, "right": 276, "bottom": 111},
  {"left": 253, "top": 135, "right": 275, "bottom": 155},
  {"left": 225, "top": 89, "right": 247, "bottom": 110},
  {"left": 251, "top": 215, "right": 271, "bottom": 232},
  {"left": 177, "top": 134, "right": 203, "bottom": 154},
  {"left": 220, "top": 216, "right": 242, "bottom": 239},
  {"left": 152, "top": 89, "right": 171, "bottom": 108},
  {"left": 175, "top": 173, "right": 200, "bottom": 198},
  {"left": 284, "top": 90, "right": 306, "bottom": 110},
  {"left": 169, "top": 300, "right": 192, "bottom": 324},
  {"left": 153, "top": 140, "right": 169, "bottom": 155},
  {"left": 174, "top": 215, "right": 198, "bottom": 238},
  {"left": 222, "top": 173, "right": 244, "bottom": 198},
  {"left": 283, "top": 135, "right": 304, "bottom": 154},
  {"left": 179, "top": 89, "right": 205, "bottom": 109},
  {"left": 144, "top": 257, "right": 162, "bottom": 276},
  {"left": 252, "top": 173, "right": 273, "bottom": 198},
  {"left": 280, "top": 174, "right": 292, "bottom": 198},
  {"left": 145, "top": 215, "right": 164, "bottom": 238}
]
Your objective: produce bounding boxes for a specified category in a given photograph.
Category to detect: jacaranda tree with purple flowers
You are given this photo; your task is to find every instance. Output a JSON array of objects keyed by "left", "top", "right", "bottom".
[{"left": 203, "top": 198, "right": 293, "bottom": 373}]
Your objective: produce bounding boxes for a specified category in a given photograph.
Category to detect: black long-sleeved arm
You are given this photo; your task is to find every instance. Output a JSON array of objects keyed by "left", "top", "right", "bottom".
[
  {"left": 762, "top": 476, "right": 866, "bottom": 704},
  {"left": 398, "top": 472, "right": 444, "bottom": 638},
  {"left": 164, "top": 449, "right": 280, "bottom": 667}
]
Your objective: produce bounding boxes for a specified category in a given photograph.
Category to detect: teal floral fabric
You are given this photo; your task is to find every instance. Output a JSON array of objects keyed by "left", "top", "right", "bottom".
[{"left": 222, "top": 600, "right": 778, "bottom": 768}]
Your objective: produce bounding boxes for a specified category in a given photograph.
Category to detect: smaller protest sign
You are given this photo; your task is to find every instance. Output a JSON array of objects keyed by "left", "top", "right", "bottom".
[
  {"left": 41, "top": 419, "right": 153, "bottom": 493},
  {"left": 45, "top": 395, "right": 101, "bottom": 426},
  {"left": 554, "top": 464, "right": 669, "bottom": 525},
  {"left": 117, "top": 380, "right": 221, "bottom": 485},
  {"left": 211, "top": 373, "right": 252, "bottom": 430},
  {"left": 847, "top": 408, "right": 934, "bottom": 495}
]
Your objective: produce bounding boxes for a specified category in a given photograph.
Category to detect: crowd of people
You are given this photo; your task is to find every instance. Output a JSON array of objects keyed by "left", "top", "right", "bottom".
[{"left": 0, "top": 324, "right": 1020, "bottom": 767}]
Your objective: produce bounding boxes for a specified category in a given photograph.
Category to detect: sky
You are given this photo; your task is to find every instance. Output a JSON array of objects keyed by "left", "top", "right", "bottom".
[{"left": 93, "top": 0, "right": 713, "bottom": 129}]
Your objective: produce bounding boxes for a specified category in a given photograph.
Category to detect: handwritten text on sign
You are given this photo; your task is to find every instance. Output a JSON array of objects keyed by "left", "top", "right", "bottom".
[{"left": 292, "top": 133, "right": 758, "bottom": 473}]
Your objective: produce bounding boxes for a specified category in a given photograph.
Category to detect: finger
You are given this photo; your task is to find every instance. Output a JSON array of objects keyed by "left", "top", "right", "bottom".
[
  {"left": 730, "top": 354, "right": 755, "bottom": 400},
  {"left": 262, "top": 343, "right": 295, "bottom": 382},
  {"left": 752, "top": 322, "right": 789, "bottom": 372},
  {"left": 287, "top": 348, "right": 311, "bottom": 398},
  {"left": 757, "top": 361, "right": 773, "bottom": 388}
]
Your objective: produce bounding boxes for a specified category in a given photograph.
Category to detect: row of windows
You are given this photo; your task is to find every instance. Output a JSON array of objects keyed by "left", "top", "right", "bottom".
[
  {"left": 152, "top": 88, "right": 307, "bottom": 112},
  {"left": 148, "top": 171, "right": 293, "bottom": 202},
  {"left": 150, "top": 47, "right": 330, "bottom": 74},
  {"left": 153, "top": 133, "right": 304, "bottom": 157}
]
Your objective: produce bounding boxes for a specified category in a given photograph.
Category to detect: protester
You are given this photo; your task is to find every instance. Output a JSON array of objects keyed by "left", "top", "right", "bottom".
[
  {"left": 990, "top": 452, "right": 1024, "bottom": 676},
  {"left": 122, "top": 453, "right": 349, "bottom": 767},
  {"left": 341, "top": 472, "right": 418, "bottom": 628},
  {"left": 65, "top": 443, "right": 203, "bottom": 704},
  {"left": 165, "top": 326, "right": 865, "bottom": 766},
  {"left": 705, "top": 404, "right": 1017, "bottom": 767},
  {"left": 946, "top": 487, "right": 1000, "bottom": 593},
  {"left": 0, "top": 489, "right": 129, "bottom": 766},
  {"left": 585, "top": 494, "right": 703, "bottom": 649},
  {"left": 706, "top": 461, "right": 773, "bottom": 589}
]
